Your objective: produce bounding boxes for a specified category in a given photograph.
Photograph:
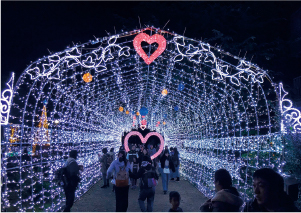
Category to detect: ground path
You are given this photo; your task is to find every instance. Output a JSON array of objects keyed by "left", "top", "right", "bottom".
[{"left": 72, "top": 177, "right": 207, "bottom": 212}]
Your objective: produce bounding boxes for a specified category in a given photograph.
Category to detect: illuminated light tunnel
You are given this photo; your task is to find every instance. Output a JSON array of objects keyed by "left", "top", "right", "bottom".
[{"left": 1, "top": 27, "right": 301, "bottom": 212}]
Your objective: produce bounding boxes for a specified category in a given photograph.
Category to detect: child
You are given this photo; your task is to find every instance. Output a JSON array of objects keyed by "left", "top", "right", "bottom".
[
  {"left": 168, "top": 191, "right": 183, "bottom": 212},
  {"left": 130, "top": 156, "right": 139, "bottom": 189}
]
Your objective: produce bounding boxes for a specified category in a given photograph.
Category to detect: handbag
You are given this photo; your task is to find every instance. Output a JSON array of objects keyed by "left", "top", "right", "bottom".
[{"left": 163, "top": 168, "right": 170, "bottom": 174}]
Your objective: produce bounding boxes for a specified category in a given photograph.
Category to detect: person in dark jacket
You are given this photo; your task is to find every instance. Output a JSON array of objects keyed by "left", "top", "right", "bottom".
[
  {"left": 160, "top": 150, "right": 176, "bottom": 194},
  {"left": 243, "top": 168, "right": 298, "bottom": 212},
  {"left": 138, "top": 145, "right": 146, "bottom": 167},
  {"left": 129, "top": 156, "right": 159, "bottom": 212},
  {"left": 200, "top": 168, "right": 243, "bottom": 212},
  {"left": 140, "top": 147, "right": 149, "bottom": 167},
  {"left": 64, "top": 150, "right": 82, "bottom": 212},
  {"left": 148, "top": 144, "right": 157, "bottom": 158},
  {"left": 173, "top": 148, "right": 180, "bottom": 181}
]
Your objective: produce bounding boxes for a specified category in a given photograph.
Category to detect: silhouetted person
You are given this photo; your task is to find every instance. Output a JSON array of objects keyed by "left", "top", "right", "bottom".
[
  {"left": 173, "top": 148, "right": 180, "bottom": 181},
  {"left": 168, "top": 191, "right": 183, "bottom": 212},
  {"left": 148, "top": 144, "right": 156, "bottom": 158},
  {"left": 243, "top": 168, "right": 298, "bottom": 212},
  {"left": 138, "top": 145, "right": 145, "bottom": 167},
  {"left": 64, "top": 150, "right": 82, "bottom": 212},
  {"left": 107, "top": 150, "right": 131, "bottom": 212},
  {"left": 200, "top": 168, "right": 243, "bottom": 212},
  {"left": 100, "top": 148, "right": 109, "bottom": 188},
  {"left": 160, "top": 150, "right": 175, "bottom": 194},
  {"left": 129, "top": 156, "right": 159, "bottom": 212}
]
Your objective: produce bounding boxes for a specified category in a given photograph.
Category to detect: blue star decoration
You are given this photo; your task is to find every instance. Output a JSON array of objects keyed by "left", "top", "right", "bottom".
[{"left": 43, "top": 100, "right": 48, "bottom": 105}]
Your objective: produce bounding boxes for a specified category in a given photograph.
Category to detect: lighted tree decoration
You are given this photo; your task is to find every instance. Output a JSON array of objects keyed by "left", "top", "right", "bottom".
[{"left": 1, "top": 27, "right": 301, "bottom": 211}]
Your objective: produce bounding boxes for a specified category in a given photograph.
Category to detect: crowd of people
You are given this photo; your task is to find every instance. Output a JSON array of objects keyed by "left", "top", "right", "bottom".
[{"left": 62, "top": 146, "right": 299, "bottom": 212}]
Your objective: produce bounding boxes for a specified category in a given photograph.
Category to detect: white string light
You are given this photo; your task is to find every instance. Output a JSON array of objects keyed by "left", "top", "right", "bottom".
[{"left": 1, "top": 27, "right": 300, "bottom": 212}]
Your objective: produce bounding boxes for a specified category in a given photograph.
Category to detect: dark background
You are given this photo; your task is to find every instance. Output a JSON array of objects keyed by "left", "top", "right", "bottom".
[{"left": 2, "top": 1, "right": 301, "bottom": 99}]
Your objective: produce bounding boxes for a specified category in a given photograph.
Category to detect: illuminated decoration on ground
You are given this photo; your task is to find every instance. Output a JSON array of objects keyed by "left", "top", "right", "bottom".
[
  {"left": 33, "top": 104, "right": 50, "bottom": 155},
  {"left": 125, "top": 110, "right": 129, "bottom": 114},
  {"left": 1, "top": 26, "right": 301, "bottom": 212},
  {"left": 82, "top": 73, "right": 93, "bottom": 83},
  {"left": 133, "top": 32, "right": 166, "bottom": 65},
  {"left": 124, "top": 131, "right": 164, "bottom": 160},
  {"left": 1, "top": 72, "right": 14, "bottom": 125}
]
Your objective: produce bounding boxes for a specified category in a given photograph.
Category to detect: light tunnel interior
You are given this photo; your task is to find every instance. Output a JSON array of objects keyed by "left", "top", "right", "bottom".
[{"left": 1, "top": 27, "right": 285, "bottom": 211}]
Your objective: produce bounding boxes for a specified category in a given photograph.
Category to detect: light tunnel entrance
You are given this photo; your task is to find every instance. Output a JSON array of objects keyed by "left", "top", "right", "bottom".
[{"left": 1, "top": 27, "right": 300, "bottom": 212}]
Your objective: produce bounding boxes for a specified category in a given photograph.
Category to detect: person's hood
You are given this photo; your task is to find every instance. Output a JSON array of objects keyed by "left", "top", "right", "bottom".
[
  {"left": 66, "top": 157, "right": 76, "bottom": 164},
  {"left": 212, "top": 189, "right": 244, "bottom": 207}
]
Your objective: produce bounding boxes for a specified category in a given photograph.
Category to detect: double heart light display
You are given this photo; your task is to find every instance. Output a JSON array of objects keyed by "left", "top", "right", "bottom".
[{"left": 1, "top": 26, "right": 301, "bottom": 212}]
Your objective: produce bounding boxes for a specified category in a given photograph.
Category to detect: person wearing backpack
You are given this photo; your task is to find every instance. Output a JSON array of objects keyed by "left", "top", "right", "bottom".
[
  {"left": 63, "top": 150, "right": 82, "bottom": 212},
  {"left": 129, "top": 156, "right": 159, "bottom": 212},
  {"left": 107, "top": 150, "right": 131, "bottom": 212}
]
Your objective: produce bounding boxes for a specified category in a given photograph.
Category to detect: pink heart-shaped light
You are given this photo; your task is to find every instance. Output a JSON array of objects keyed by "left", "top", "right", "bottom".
[
  {"left": 124, "top": 131, "right": 164, "bottom": 160},
  {"left": 133, "top": 33, "right": 167, "bottom": 65}
]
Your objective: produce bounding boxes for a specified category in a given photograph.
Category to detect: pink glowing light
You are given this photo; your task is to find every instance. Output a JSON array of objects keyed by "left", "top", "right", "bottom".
[
  {"left": 133, "top": 33, "right": 166, "bottom": 65},
  {"left": 124, "top": 131, "right": 164, "bottom": 160}
]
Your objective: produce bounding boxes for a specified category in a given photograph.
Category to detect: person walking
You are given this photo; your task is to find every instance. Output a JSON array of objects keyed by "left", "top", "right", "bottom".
[
  {"left": 160, "top": 150, "right": 175, "bottom": 194},
  {"left": 63, "top": 150, "right": 83, "bottom": 212},
  {"left": 200, "top": 168, "right": 243, "bottom": 212},
  {"left": 108, "top": 148, "right": 115, "bottom": 160},
  {"left": 138, "top": 145, "right": 145, "bottom": 167},
  {"left": 127, "top": 145, "right": 139, "bottom": 189},
  {"left": 100, "top": 148, "right": 110, "bottom": 188},
  {"left": 129, "top": 156, "right": 159, "bottom": 212},
  {"left": 148, "top": 144, "right": 157, "bottom": 158},
  {"left": 148, "top": 144, "right": 157, "bottom": 168},
  {"left": 243, "top": 168, "right": 298, "bottom": 212},
  {"left": 130, "top": 156, "right": 139, "bottom": 189},
  {"left": 107, "top": 150, "right": 131, "bottom": 212},
  {"left": 107, "top": 147, "right": 115, "bottom": 190},
  {"left": 169, "top": 147, "right": 175, "bottom": 181},
  {"left": 173, "top": 148, "right": 180, "bottom": 182},
  {"left": 140, "top": 147, "right": 148, "bottom": 166}
]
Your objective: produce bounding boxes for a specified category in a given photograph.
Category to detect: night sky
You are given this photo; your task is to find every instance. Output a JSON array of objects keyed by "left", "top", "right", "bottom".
[{"left": 2, "top": 1, "right": 301, "bottom": 93}]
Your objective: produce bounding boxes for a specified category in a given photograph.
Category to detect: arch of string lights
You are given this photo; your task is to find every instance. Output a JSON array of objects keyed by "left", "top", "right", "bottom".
[{"left": 1, "top": 26, "right": 301, "bottom": 211}]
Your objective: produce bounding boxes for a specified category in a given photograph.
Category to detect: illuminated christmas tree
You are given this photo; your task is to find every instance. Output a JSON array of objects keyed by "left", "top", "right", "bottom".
[{"left": 33, "top": 101, "right": 50, "bottom": 155}]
